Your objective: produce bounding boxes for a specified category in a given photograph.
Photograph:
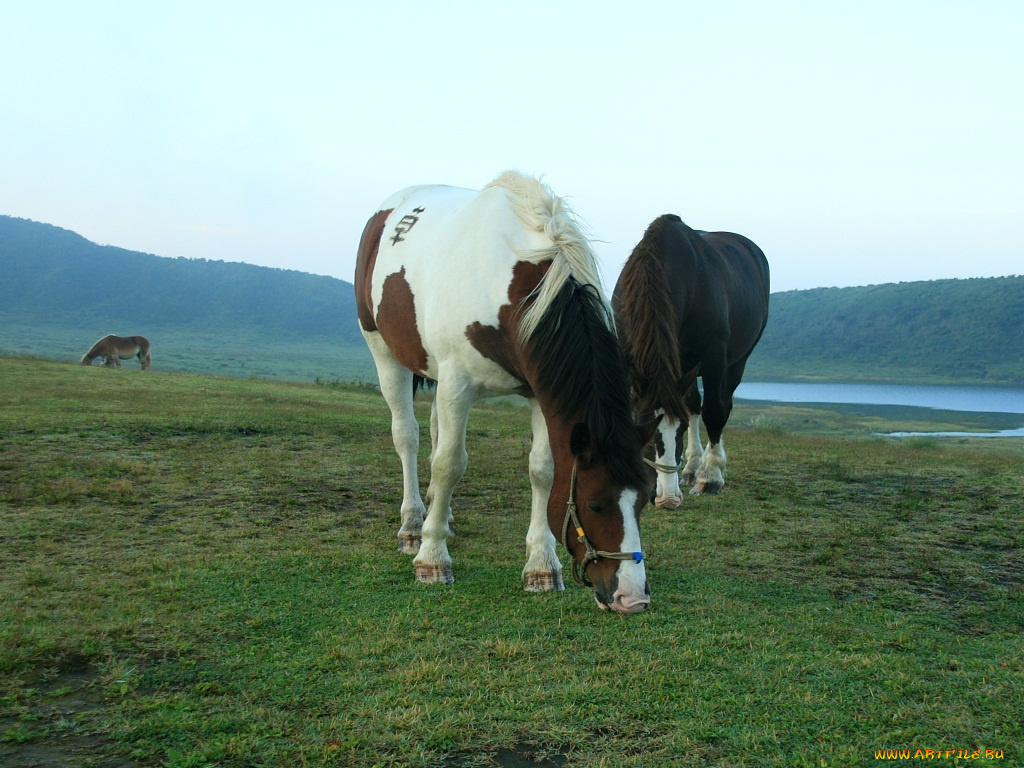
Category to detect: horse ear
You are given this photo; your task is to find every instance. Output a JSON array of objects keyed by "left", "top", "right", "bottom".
[{"left": 570, "top": 423, "right": 591, "bottom": 457}]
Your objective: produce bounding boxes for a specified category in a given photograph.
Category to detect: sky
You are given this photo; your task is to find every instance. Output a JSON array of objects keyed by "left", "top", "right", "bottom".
[{"left": 2, "top": 0, "right": 1021, "bottom": 294}]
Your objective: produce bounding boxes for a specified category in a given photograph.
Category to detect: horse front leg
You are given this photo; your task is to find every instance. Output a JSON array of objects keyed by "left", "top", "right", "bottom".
[
  {"left": 680, "top": 381, "right": 704, "bottom": 486},
  {"left": 414, "top": 376, "right": 472, "bottom": 584},
  {"left": 522, "top": 400, "right": 563, "bottom": 591},
  {"left": 680, "top": 412, "right": 704, "bottom": 487}
]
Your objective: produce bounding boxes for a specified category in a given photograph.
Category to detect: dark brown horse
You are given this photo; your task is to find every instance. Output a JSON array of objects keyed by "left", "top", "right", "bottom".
[
  {"left": 613, "top": 214, "right": 769, "bottom": 504},
  {"left": 81, "top": 335, "right": 152, "bottom": 370}
]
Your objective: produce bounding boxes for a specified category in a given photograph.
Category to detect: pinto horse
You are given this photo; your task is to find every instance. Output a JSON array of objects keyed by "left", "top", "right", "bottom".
[
  {"left": 613, "top": 214, "right": 769, "bottom": 505},
  {"left": 355, "top": 172, "right": 652, "bottom": 614},
  {"left": 81, "top": 335, "right": 152, "bottom": 370}
]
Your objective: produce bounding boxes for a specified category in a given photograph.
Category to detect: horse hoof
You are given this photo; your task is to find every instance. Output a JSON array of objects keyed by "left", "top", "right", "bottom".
[
  {"left": 681, "top": 472, "right": 697, "bottom": 485},
  {"left": 415, "top": 562, "right": 454, "bottom": 584},
  {"left": 523, "top": 571, "right": 564, "bottom": 593},
  {"left": 398, "top": 534, "right": 421, "bottom": 554},
  {"left": 690, "top": 482, "right": 723, "bottom": 496},
  {"left": 655, "top": 495, "right": 683, "bottom": 509}
]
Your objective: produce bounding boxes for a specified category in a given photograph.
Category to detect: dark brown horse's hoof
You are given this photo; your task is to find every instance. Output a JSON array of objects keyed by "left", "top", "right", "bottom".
[
  {"left": 691, "top": 481, "right": 723, "bottom": 495},
  {"left": 398, "top": 534, "right": 421, "bottom": 554},
  {"left": 415, "top": 562, "right": 454, "bottom": 584},
  {"left": 523, "top": 570, "right": 564, "bottom": 593}
]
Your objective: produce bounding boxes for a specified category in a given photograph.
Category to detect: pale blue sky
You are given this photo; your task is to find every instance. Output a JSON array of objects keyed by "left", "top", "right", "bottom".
[{"left": 2, "top": 1, "right": 1021, "bottom": 292}]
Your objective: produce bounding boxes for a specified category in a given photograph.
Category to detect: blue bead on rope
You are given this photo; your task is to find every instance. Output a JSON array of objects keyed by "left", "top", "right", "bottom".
[{"left": 632, "top": 552, "right": 645, "bottom": 564}]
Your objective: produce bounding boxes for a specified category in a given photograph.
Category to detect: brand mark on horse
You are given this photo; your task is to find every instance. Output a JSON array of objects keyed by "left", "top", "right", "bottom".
[{"left": 390, "top": 206, "right": 426, "bottom": 244}]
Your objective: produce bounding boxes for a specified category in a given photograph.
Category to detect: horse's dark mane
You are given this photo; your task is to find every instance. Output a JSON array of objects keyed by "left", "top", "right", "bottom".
[
  {"left": 614, "top": 214, "right": 688, "bottom": 421},
  {"left": 527, "top": 278, "right": 648, "bottom": 489}
]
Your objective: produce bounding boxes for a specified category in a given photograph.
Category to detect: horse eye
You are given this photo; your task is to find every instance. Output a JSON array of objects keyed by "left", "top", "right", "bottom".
[{"left": 587, "top": 501, "right": 605, "bottom": 516}]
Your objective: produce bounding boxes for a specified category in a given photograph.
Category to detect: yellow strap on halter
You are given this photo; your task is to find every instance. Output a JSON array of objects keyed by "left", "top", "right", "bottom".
[{"left": 576, "top": 526, "right": 586, "bottom": 540}]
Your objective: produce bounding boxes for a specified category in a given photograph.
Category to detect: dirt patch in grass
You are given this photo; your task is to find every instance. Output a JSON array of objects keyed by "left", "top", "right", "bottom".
[
  {"left": 444, "top": 742, "right": 568, "bottom": 767},
  {"left": 1, "top": 654, "right": 145, "bottom": 767}
]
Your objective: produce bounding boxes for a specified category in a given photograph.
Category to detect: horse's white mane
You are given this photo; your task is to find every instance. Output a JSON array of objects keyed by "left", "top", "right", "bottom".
[{"left": 484, "top": 171, "right": 610, "bottom": 344}]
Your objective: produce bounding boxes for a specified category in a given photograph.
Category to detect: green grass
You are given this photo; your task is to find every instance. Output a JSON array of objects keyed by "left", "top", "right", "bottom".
[{"left": 1, "top": 357, "right": 1021, "bottom": 767}]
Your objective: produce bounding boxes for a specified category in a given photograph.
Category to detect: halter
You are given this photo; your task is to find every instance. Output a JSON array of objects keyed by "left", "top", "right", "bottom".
[
  {"left": 644, "top": 457, "right": 684, "bottom": 473},
  {"left": 560, "top": 461, "right": 645, "bottom": 587}
]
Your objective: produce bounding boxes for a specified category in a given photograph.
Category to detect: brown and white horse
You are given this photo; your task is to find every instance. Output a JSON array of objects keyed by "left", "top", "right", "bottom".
[
  {"left": 613, "top": 215, "right": 769, "bottom": 505},
  {"left": 81, "top": 335, "right": 152, "bottom": 370},
  {"left": 355, "top": 172, "right": 652, "bottom": 614}
]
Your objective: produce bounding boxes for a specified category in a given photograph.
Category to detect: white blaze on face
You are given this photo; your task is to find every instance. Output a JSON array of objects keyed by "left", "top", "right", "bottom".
[
  {"left": 654, "top": 411, "right": 684, "bottom": 509},
  {"left": 610, "top": 488, "right": 650, "bottom": 613}
]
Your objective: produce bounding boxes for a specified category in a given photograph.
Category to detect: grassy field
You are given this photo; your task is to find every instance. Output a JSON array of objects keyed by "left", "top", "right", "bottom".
[
  {"left": 1, "top": 357, "right": 1021, "bottom": 767},
  {"left": 0, "top": 320, "right": 378, "bottom": 383}
]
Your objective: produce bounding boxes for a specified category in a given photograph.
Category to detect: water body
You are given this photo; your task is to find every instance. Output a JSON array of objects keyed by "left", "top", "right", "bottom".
[{"left": 734, "top": 381, "right": 1024, "bottom": 438}]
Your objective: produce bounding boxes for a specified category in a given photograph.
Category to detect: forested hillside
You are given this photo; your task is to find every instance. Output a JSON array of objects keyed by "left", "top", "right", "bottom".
[
  {"left": 2, "top": 214, "right": 1022, "bottom": 384},
  {"left": 0, "top": 215, "right": 361, "bottom": 343},
  {"left": 748, "top": 277, "right": 1024, "bottom": 384},
  {"left": 0, "top": 215, "right": 372, "bottom": 380}
]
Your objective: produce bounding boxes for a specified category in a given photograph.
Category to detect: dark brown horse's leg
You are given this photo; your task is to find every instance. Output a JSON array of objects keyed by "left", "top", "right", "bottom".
[
  {"left": 695, "top": 356, "right": 750, "bottom": 495},
  {"left": 680, "top": 382, "right": 703, "bottom": 486},
  {"left": 693, "top": 354, "right": 728, "bottom": 495}
]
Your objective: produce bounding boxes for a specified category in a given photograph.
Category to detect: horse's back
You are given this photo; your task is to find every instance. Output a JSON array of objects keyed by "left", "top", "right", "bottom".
[
  {"left": 357, "top": 181, "right": 546, "bottom": 389},
  {"left": 699, "top": 230, "right": 770, "bottom": 298},
  {"left": 647, "top": 217, "right": 769, "bottom": 362}
]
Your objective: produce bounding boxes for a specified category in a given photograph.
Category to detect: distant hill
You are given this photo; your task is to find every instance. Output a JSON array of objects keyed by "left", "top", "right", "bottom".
[
  {"left": 748, "top": 277, "right": 1024, "bottom": 385},
  {"left": 2, "top": 214, "right": 1022, "bottom": 385},
  {"left": 0, "top": 215, "right": 361, "bottom": 342},
  {"left": 0, "top": 215, "right": 372, "bottom": 381}
]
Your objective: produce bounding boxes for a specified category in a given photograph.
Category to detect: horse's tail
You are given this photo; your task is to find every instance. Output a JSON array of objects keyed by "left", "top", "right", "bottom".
[
  {"left": 484, "top": 171, "right": 610, "bottom": 346},
  {"left": 137, "top": 336, "right": 152, "bottom": 370},
  {"left": 412, "top": 375, "right": 436, "bottom": 396},
  {"left": 615, "top": 215, "right": 687, "bottom": 421}
]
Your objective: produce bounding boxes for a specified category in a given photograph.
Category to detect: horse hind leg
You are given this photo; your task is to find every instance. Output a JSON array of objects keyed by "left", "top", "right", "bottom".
[
  {"left": 692, "top": 356, "right": 746, "bottom": 495},
  {"left": 692, "top": 361, "right": 728, "bottom": 495},
  {"left": 423, "top": 392, "right": 455, "bottom": 535},
  {"left": 364, "top": 333, "right": 428, "bottom": 555},
  {"left": 414, "top": 371, "right": 473, "bottom": 585}
]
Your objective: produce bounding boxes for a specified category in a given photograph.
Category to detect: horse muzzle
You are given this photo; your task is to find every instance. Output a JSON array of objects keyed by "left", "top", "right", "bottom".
[{"left": 597, "top": 586, "right": 651, "bottom": 614}]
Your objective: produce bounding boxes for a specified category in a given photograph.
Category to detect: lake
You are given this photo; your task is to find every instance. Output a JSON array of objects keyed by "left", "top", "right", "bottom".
[{"left": 735, "top": 381, "right": 1024, "bottom": 438}]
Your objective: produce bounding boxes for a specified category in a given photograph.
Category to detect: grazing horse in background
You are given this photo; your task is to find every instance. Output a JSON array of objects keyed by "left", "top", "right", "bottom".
[
  {"left": 613, "top": 214, "right": 769, "bottom": 505},
  {"left": 355, "top": 171, "right": 652, "bottom": 614},
  {"left": 81, "top": 335, "right": 152, "bottom": 370}
]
